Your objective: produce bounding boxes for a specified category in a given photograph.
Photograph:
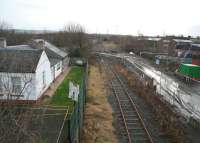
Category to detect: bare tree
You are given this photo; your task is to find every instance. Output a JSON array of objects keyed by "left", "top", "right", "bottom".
[
  {"left": 0, "top": 76, "right": 41, "bottom": 143},
  {"left": 62, "top": 23, "right": 90, "bottom": 58},
  {"left": 0, "top": 20, "right": 12, "bottom": 32}
]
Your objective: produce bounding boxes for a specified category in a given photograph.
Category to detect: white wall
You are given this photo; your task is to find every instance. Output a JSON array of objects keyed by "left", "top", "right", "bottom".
[
  {"left": 35, "top": 51, "right": 52, "bottom": 99},
  {"left": 0, "top": 52, "right": 68, "bottom": 101},
  {"left": 54, "top": 61, "right": 62, "bottom": 79},
  {"left": 0, "top": 72, "right": 36, "bottom": 100},
  {"left": 51, "top": 66, "right": 55, "bottom": 81}
]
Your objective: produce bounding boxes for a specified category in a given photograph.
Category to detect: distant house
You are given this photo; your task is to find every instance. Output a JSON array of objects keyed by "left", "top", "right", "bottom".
[
  {"left": 0, "top": 38, "right": 68, "bottom": 101},
  {"left": 190, "top": 44, "right": 200, "bottom": 57},
  {"left": 175, "top": 42, "right": 200, "bottom": 57},
  {"left": 170, "top": 39, "right": 200, "bottom": 65},
  {"left": 30, "top": 39, "right": 69, "bottom": 80},
  {"left": 146, "top": 37, "right": 163, "bottom": 53},
  {"left": 172, "top": 39, "right": 193, "bottom": 57}
]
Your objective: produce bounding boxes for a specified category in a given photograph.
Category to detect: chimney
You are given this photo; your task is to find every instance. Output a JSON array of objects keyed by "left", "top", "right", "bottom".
[
  {"left": 28, "top": 39, "right": 45, "bottom": 50},
  {"left": 37, "top": 40, "right": 45, "bottom": 49},
  {"left": 0, "top": 38, "right": 7, "bottom": 48}
]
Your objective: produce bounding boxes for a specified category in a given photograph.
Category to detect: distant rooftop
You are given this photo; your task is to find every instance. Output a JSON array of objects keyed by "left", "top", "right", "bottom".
[
  {"left": 44, "top": 41, "right": 67, "bottom": 58},
  {"left": 173, "top": 39, "right": 192, "bottom": 43},
  {"left": 0, "top": 48, "right": 43, "bottom": 73},
  {"left": 0, "top": 38, "right": 68, "bottom": 71},
  {"left": 147, "top": 37, "right": 162, "bottom": 41},
  {"left": 191, "top": 44, "right": 200, "bottom": 50},
  {"left": 192, "top": 44, "right": 200, "bottom": 47},
  {"left": 7, "top": 45, "right": 35, "bottom": 50},
  {"left": 33, "top": 39, "right": 68, "bottom": 59}
]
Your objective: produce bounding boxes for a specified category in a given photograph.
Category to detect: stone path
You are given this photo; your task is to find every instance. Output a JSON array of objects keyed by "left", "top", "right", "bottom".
[{"left": 43, "top": 67, "right": 71, "bottom": 98}]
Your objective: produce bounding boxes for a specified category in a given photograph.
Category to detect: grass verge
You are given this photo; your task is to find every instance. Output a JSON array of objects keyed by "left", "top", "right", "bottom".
[{"left": 50, "top": 67, "right": 84, "bottom": 108}]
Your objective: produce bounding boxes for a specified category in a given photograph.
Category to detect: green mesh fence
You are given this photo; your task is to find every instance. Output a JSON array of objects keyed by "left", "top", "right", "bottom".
[
  {"left": 68, "top": 68, "right": 86, "bottom": 143},
  {"left": 58, "top": 64, "right": 87, "bottom": 143},
  {"left": 0, "top": 63, "right": 87, "bottom": 143}
]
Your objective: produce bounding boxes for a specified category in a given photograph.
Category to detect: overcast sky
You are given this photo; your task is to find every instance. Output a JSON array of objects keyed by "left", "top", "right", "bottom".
[{"left": 1, "top": 0, "right": 200, "bottom": 36}]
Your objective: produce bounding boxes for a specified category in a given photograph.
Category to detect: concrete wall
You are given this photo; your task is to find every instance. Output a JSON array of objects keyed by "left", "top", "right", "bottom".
[{"left": 54, "top": 61, "right": 62, "bottom": 79}]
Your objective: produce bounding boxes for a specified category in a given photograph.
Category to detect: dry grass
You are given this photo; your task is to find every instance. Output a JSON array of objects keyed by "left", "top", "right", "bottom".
[
  {"left": 83, "top": 65, "right": 118, "bottom": 143},
  {"left": 113, "top": 64, "right": 186, "bottom": 143},
  {"left": 103, "top": 41, "right": 118, "bottom": 49}
]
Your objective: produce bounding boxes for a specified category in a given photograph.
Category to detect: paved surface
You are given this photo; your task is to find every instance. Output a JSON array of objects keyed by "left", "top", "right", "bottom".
[
  {"left": 42, "top": 67, "right": 71, "bottom": 97},
  {"left": 100, "top": 52, "right": 200, "bottom": 120}
]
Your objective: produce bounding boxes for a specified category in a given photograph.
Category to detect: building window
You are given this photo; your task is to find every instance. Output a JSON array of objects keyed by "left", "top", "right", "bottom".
[
  {"left": 56, "top": 63, "right": 61, "bottom": 70},
  {"left": 11, "top": 77, "right": 21, "bottom": 94},
  {"left": 42, "top": 71, "right": 46, "bottom": 88}
]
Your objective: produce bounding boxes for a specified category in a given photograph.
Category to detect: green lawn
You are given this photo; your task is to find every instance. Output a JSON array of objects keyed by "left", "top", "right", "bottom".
[{"left": 50, "top": 67, "right": 84, "bottom": 107}]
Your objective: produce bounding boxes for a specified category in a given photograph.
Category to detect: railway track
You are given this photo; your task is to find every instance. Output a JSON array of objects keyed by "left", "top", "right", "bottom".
[{"left": 100, "top": 57, "right": 154, "bottom": 143}]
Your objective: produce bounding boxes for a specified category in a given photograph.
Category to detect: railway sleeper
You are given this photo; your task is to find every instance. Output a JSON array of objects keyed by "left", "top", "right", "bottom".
[
  {"left": 113, "top": 86, "right": 124, "bottom": 89},
  {"left": 120, "top": 102, "right": 132, "bottom": 105},
  {"left": 115, "top": 110, "right": 136, "bottom": 114},
  {"left": 126, "top": 118, "right": 139, "bottom": 122},
  {"left": 126, "top": 122, "right": 141, "bottom": 126},
  {"left": 121, "top": 106, "right": 133, "bottom": 110},
  {"left": 121, "top": 107, "right": 135, "bottom": 110},
  {"left": 118, "top": 98, "right": 131, "bottom": 101},
  {"left": 127, "top": 125, "right": 142, "bottom": 129},
  {"left": 117, "top": 117, "right": 139, "bottom": 122},
  {"left": 128, "top": 128, "right": 144, "bottom": 132},
  {"left": 124, "top": 114, "right": 137, "bottom": 117},
  {"left": 131, "top": 137, "right": 149, "bottom": 143},
  {"left": 123, "top": 110, "right": 137, "bottom": 114},
  {"left": 119, "top": 99, "right": 129, "bottom": 102},
  {"left": 115, "top": 94, "right": 127, "bottom": 97},
  {"left": 116, "top": 114, "right": 137, "bottom": 119}
]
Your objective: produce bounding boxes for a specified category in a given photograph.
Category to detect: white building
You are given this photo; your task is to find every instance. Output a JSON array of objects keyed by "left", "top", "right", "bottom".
[
  {"left": 0, "top": 38, "right": 68, "bottom": 101},
  {"left": 30, "top": 39, "right": 69, "bottom": 80}
]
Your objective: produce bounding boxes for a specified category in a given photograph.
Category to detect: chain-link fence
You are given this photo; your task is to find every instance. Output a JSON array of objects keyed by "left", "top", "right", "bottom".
[
  {"left": 57, "top": 63, "right": 87, "bottom": 143},
  {"left": 0, "top": 63, "right": 87, "bottom": 143}
]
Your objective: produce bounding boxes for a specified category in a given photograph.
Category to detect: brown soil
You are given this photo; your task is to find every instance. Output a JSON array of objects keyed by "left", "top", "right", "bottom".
[{"left": 82, "top": 64, "right": 118, "bottom": 143}]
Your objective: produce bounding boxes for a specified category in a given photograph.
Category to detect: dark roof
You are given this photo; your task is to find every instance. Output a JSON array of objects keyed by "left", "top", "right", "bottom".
[
  {"left": 7, "top": 45, "right": 35, "bottom": 50},
  {"left": 176, "top": 44, "right": 191, "bottom": 49},
  {"left": 31, "top": 39, "right": 67, "bottom": 66},
  {"left": 191, "top": 44, "right": 200, "bottom": 51},
  {"left": 44, "top": 41, "right": 67, "bottom": 58},
  {"left": 6, "top": 43, "right": 62, "bottom": 66},
  {"left": 49, "top": 58, "right": 60, "bottom": 66},
  {"left": 33, "top": 39, "right": 67, "bottom": 59},
  {"left": 173, "top": 39, "right": 192, "bottom": 43},
  {"left": 45, "top": 48, "right": 62, "bottom": 59},
  {"left": 176, "top": 44, "right": 200, "bottom": 51},
  {"left": 0, "top": 48, "right": 43, "bottom": 73}
]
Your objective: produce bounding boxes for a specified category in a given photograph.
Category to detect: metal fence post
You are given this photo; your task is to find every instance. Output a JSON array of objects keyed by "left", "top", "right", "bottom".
[{"left": 68, "top": 119, "right": 72, "bottom": 143}]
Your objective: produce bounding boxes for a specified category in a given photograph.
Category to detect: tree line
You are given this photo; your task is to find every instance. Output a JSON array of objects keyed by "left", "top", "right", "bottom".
[{"left": 0, "top": 21, "right": 91, "bottom": 58}]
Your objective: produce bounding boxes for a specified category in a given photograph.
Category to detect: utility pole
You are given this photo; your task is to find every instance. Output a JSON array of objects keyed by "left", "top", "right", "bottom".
[
  {"left": 160, "top": 70, "right": 162, "bottom": 95},
  {"left": 167, "top": 44, "right": 169, "bottom": 71},
  {"left": 163, "top": 39, "right": 170, "bottom": 71}
]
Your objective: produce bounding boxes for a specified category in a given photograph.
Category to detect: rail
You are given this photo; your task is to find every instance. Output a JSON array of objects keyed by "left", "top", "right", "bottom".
[{"left": 100, "top": 56, "right": 154, "bottom": 143}]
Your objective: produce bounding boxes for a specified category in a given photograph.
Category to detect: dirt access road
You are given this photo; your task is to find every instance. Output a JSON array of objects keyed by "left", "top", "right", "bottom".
[{"left": 82, "top": 59, "right": 118, "bottom": 143}]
